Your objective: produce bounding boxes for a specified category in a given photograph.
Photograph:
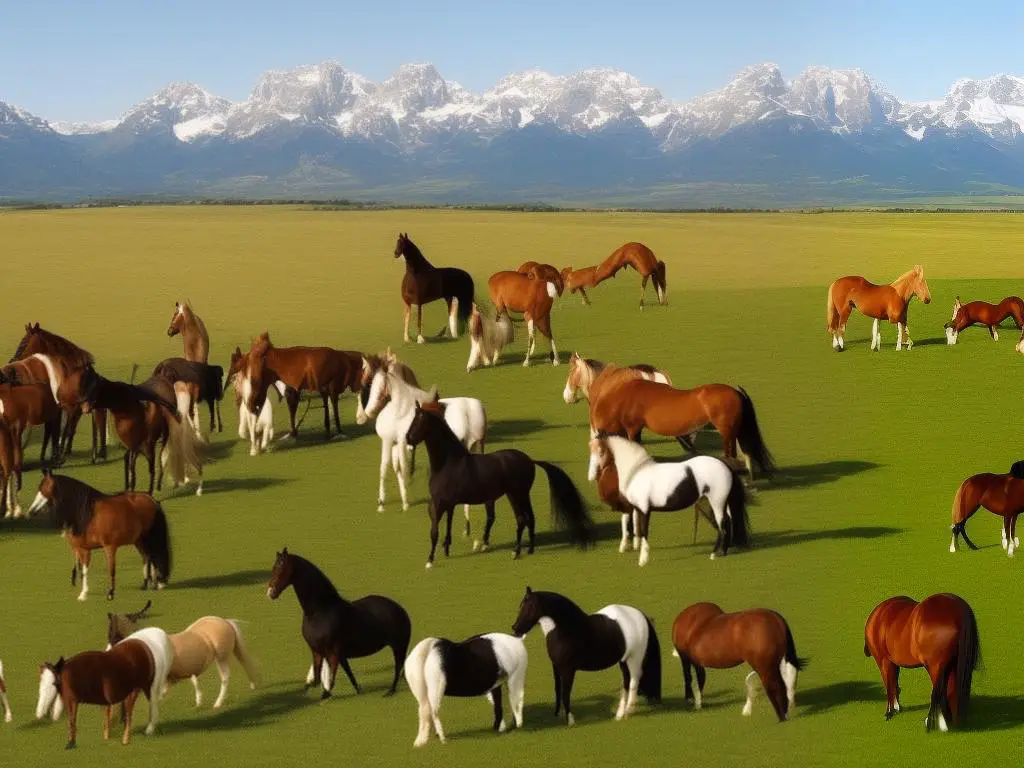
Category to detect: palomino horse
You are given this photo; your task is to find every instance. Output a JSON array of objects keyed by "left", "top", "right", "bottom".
[
  {"left": 949, "top": 468, "right": 1024, "bottom": 556},
  {"left": 0, "top": 383, "right": 62, "bottom": 468},
  {"left": 488, "top": 271, "right": 560, "bottom": 366},
  {"left": 36, "top": 627, "right": 174, "bottom": 748},
  {"left": 0, "top": 420, "right": 19, "bottom": 518},
  {"left": 594, "top": 242, "right": 667, "bottom": 309},
  {"left": 394, "top": 233, "right": 475, "bottom": 343},
  {"left": 518, "top": 261, "right": 565, "bottom": 296},
  {"left": 267, "top": 549, "right": 412, "bottom": 698},
  {"left": 151, "top": 358, "right": 224, "bottom": 437},
  {"left": 405, "top": 632, "right": 528, "bottom": 746},
  {"left": 559, "top": 266, "right": 601, "bottom": 305},
  {"left": 28, "top": 471, "right": 172, "bottom": 601},
  {"left": 671, "top": 603, "right": 805, "bottom": 720},
  {"left": 167, "top": 301, "right": 209, "bottom": 362},
  {"left": 246, "top": 332, "right": 362, "bottom": 440},
  {"left": 864, "top": 593, "right": 980, "bottom": 730},
  {"left": 466, "top": 303, "right": 514, "bottom": 371},
  {"left": 944, "top": 295, "right": 1024, "bottom": 345},
  {"left": 826, "top": 265, "right": 932, "bottom": 351},
  {"left": 108, "top": 602, "right": 259, "bottom": 709},
  {"left": 511, "top": 588, "right": 661, "bottom": 725}
]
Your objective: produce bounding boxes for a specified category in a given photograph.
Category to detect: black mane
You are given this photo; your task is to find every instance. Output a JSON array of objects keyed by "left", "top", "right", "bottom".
[
  {"left": 50, "top": 475, "right": 104, "bottom": 536},
  {"left": 288, "top": 554, "right": 349, "bottom": 614},
  {"left": 533, "top": 590, "right": 592, "bottom": 635}
]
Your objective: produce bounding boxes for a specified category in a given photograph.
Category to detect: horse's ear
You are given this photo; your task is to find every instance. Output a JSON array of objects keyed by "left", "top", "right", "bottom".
[
  {"left": 34, "top": 322, "right": 40, "bottom": 330},
  {"left": 427, "top": 385, "right": 438, "bottom": 402},
  {"left": 414, "top": 400, "right": 422, "bottom": 413},
  {"left": 234, "top": 346, "right": 242, "bottom": 355},
  {"left": 525, "top": 586, "right": 532, "bottom": 594}
]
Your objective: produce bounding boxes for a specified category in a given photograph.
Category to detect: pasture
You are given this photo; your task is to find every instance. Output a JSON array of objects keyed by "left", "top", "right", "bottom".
[{"left": 1, "top": 206, "right": 1022, "bottom": 767}]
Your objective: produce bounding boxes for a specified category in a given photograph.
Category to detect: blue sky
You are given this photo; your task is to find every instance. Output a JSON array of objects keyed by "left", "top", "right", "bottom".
[{"left": 4, "top": 0, "right": 1024, "bottom": 122}]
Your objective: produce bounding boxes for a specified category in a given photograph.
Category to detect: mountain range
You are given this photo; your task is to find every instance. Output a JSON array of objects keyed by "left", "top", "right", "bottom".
[{"left": 4, "top": 61, "right": 1024, "bottom": 205}]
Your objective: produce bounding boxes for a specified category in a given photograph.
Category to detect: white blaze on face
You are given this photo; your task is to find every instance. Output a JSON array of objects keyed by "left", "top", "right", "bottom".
[
  {"left": 36, "top": 668, "right": 58, "bottom": 720},
  {"left": 562, "top": 380, "right": 576, "bottom": 404},
  {"left": 364, "top": 372, "right": 387, "bottom": 418},
  {"left": 28, "top": 491, "right": 49, "bottom": 515}
]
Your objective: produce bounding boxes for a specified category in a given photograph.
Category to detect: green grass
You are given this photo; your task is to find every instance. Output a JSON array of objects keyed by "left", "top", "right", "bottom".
[{"left": 1, "top": 207, "right": 1023, "bottom": 767}]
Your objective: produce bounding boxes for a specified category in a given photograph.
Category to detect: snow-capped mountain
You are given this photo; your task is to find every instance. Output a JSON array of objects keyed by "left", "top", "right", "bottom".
[{"left": 901, "top": 74, "right": 1024, "bottom": 142}]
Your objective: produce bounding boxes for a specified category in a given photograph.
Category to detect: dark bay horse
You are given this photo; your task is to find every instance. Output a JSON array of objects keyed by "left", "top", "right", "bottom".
[
  {"left": 594, "top": 242, "right": 667, "bottom": 309},
  {"left": 864, "top": 594, "right": 980, "bottom": 730},
  {"left": 267, "top": 549, "right": 411, "bottom": 698},
  {"left": 826, "top": 266, "right": 931, "bottom": 351},
  {"left": 949, "top": 469, "right": 1024, "bottom": 556},
  {"left": 945, "top": 296, "right": 1024, "bottom": 344},
  {"left": 488, "top": 270, "right": 560, "bottom": 366},
  {"left": 394, "top": 233, "right": 474, "bottom": 343},
  {"left": 152, "top": 357, "right": 224, "bottom": 435}
]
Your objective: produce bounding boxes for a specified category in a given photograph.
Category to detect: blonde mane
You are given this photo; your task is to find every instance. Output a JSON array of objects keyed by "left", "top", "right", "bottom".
[
  {"left": 890, "top": 265, "right": 926, "bottom": 299},
  {"left": 601, "top": 435, "right": 654, "bottom": 490}
]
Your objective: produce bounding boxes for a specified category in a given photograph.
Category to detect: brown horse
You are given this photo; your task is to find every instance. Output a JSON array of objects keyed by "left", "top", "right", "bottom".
[
  {"left": 559, "top": 266, "right": 601, "bottom": 305},
  {"left": 0, "top": 420, "right": 19, "bottom": 518},
  {"left": 944, "top": 296, "right": 1024, "bottom": 345},
  {"left": 246, "top": 332, "right": 363, "bottom": 440},
  {"left": 517, "top": 261, "right": 565, "bottom": 296},
  {"left": 167, "top": 301, "right": 209, "bottom": 363},
  {"left": 949, "top": 467, "right": 1024, "bottom": 556},
  {"left": 826, "top": 266, "right": 932, "bottom": 351},
  {"left": 0, "top": 657, "right": 10, "bottom": 722},
  {"left": 594, "top": 242, "right": 667, "bottom": 309},
  {"left": 488, "top": 271, "right": 560, "bottom": 366},
  {"left": 864, "top": 594, "right": 980, "bottom": 730},
  {"left": 151, "top": 357, "right": 224, "bottom": 436},
  {"left": 28, "top": 472, "right": 172, "bottom": 601},
  {"left": 671, "top": 603, "right": 806, "bottom": 721},
  {"left": 0, "top": 382, "right": 62, "bottom": 469},
  {"left": 394, "top": 233, "right": 475, "bottom": 343}
]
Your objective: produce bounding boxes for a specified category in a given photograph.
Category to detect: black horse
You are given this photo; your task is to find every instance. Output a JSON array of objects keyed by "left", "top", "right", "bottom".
[
  {"left": 394, "top": 233, "right": 475, "bottom": 343},
  {"left": 152, "top": 357, "right": 225, "bottom": 433},
  {"left": 404, "top": 402, "right": 594, "bottom": 567},
  {"left": 266, "top": 549, "right": 411, "bottom": 698}
]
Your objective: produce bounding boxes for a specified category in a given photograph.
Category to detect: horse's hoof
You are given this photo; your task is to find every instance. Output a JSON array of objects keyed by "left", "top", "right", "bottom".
[
  {"left": 145, "top": 724, "right": 156, "bottom": 736},
  {"left": 156, "top": 582, "right": 166, "bottom": 591},
  {"left": 402, "top": 504, "right": 409, "bottom": 512},
  {"left": 416, "top": 336, "right": 426, "bottom": 345},
  {"left": 472, "top": 540, "right": 481, "bottom": 552},
  {"left": 425, "top": 562, "right": 433, "bottom": 570},
  {"left": 566, "top": 713, "right": 575, "bottom": 727},
  {"left": 709, "top": 553, "right": 716, "bottom": 560},
  {"left": 377, "top": 504, "right": 385, "bottom": 513},
  {"left": 106, "top": 591, "right": 114, "bottom": 601},
  {"left": 65, "top": 741, "right": 77, "bottom": 750},
  {"left": 77, "top": 593, "right": 88, "bottom": 602},
  {"left": 885, "top": 710, "right": 895, "bottom": 721},
  {"left": 320, "top": 691, "right": 331, "bottom": 701}
]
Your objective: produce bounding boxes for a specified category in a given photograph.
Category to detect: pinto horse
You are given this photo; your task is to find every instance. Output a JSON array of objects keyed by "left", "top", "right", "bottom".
[
  {"left": 394, "top": 233, "right": 475, "bottom": 343},
  {"left": 864, "top": 593, "right": 980, "bottom": 730},
  {"left": 594, "top": 242, "right": 667, "bottom": 309},
  {"left": 151, "top": 357, "right": 224, "bottom": 436},
  {"left": 826, "top": 266, "right": 932, "bottom": 351},
  {"left": 466, "top": 303, "right": 515, "bottom": 371},
  {"left": 949, "top": 469, "right": 1024, "bottom": 557},
  {"left": 518, "top": 261, "right": 565, "bottom": 296},
  {"left": 488, "top": 271, "right": 560, "bottom": 366},
  {"left": 944, "top": 296, "right": 1024, "bottom": 345},
  {"left": 167, "top": 301, "right": 209, "bottom": 362},
  {"left": 0, "top": 420, "right": 19, "bottom": 518},
  {"left": 559, "top": 266, "right": 601, "bottom": 305}
]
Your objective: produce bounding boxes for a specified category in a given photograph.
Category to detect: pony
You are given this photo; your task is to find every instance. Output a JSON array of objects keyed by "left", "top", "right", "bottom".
[
  {"left": 864, "top": 593, "right": 981, "bottom": 730},
  {"left": 167, "top": 301, "right": 209, "bottom": 363},
  {"left": 488, "top": 270, "right": 560, "bottom": 366},
  {"left": 593, "top": 242, "right": 667, "bottom": 309},
  {"left": 28, "top": 471, "right": 172, "bottom": 601},
  {"left": 404, "top": 633, "right": 527, "bottom": 747},
  {"left": 406, "top": 403, "right": 593, "bottom": 566},
  {"left": 944, "top": 295, "right": 1024, "bottom": 345},
  {"left": 226, "top": 346, "right": 286, "bottom": 456},
  {"left": 670, "top": 603, "right": 805, "bottom": 721},
  {"left": 511, "top": 587, "right": 660, "bottom": 725},
  {"left": 394, "top": 233, "right": 475, "bottom": 343},
  {"left": 588, "top": 435, "right": 750, "bottom": 565},
  {"left": 0, "top": 383, "right": 62, "bottom": 466},
  {"left": 267, "top": 549, "right": 411, "bottom": 698},
  {"left": 151, "top": 358, "right": 224, "bottom": 437},
  {"left": 826, "top": 266, "right": 932, "bottom": 351},
  {"left": 466, "top": 303, "right": 515, "bottom": 371},
  {"left": 0, "top": 420, "right": 19, "bottom": 518},
  {"left": 36, "top": 626, "right": 174, "bottom": 748},
  {"left": 559, "top": 266, "right": 601, "bottom": 305},
  {"left": 107, "top": 601, "right": 259, "bottom": 709},
  {"left": 517, "top": 261, "right": 565, "bottom": 296},
  {"left": 949, "top": 469, "right": 1024, "bottom": 556},
  {"left": 0, "top": 659, "right": 10, "bottom": 723}
]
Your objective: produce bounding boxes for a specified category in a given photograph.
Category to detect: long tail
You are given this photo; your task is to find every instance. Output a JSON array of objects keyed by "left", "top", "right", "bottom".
[
  {"left": 735, "top": 387, "right": 775, "bottom": 477},
  {"left": 639, "top": 615, "right": 662, "bottom": 703},
  {"left": 162, "top": 410, "right": 204, "bottom": 488},
  {"left": 535, "top": 461, "right": 595, "bottom": 549},
  {"left": 950, "top": 482, "right": 979, "bottom": 550},
  {"left": 139, "top": 503, "right": 172, "bottom": 583},
  {"left": 654, "top": 261, "right": 667, "bottom": 305},
  {"left": 826, "top": 281, "right": 839, "bottom": 333},
  {"left": 455, "top": 274, "right": 475, "bottom": 333},
  {"left": 228, "top": 620, "right": 261, "bottom": 688},
  {"left": 783, "top": 621, "right": 809, "bottom": 671},
  {"left": 953, "top": 600, "right": 981, "bottom": 727},
  {"left": 403, "top": 638, "right": 436, "bottom": 709},
  {"left": 726, "top": 470, "right": 751, "bottom": 548}
]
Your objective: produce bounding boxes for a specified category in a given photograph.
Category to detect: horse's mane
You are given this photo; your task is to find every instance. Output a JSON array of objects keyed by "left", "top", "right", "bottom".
[
  {"left": 890, "top": 266, "right": 923, "bottom": 291},
  {"left": 418, "top": 407, "right": 468, "bottom": 456},
  {"left": 398, "top": 235, "right": 434, "bottom": 271},
  {"left": 602, "top": 435, "right": 654, "bottom": 489},
  {"left": 15, "top": 327, "right": 94, "bottom": 367},
  {"left": 289, "top": 554, "right": 346, "bottom": 604},
  {"left": 532, "top": 591, "right": 591, "bottom": 634},
  {"left": 50, "top": 475, "right": 104, "bottom": 536}
]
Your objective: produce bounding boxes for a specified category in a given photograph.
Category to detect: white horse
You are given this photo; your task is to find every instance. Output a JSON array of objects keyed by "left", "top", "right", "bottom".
[
  {"left": 466, "top": 303, "right": 514, "bottom": 371},
  {"left": 588, "top": 435, "right": 750, "bottom": 566}
]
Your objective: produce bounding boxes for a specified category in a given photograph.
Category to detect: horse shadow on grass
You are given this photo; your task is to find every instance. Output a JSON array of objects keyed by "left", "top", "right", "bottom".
[
  {"left": 752, "top": 527, "right": 904, "bottom": 551},
  {"left": 158, "top": 684, "right": 323, "bottom": 736},
  {"left": 761, "top": 460, "right": 882, "bottom": 492},
  {"left": 962, "top": 695, "right": 1024, "bottom": 732},
  {"left": 198, "top": 477, "right": 293, "bottom": 494},
  {"left": 451, "top": 520, "right": 623, "bottom": 559},
  {"left": 796, "top": 681, "right": 890, "bottom": 717},
  {"left": 485, "top": 419, "right": 572, "bottom": 442},
  {"left": 174, "top": 569, "right": 269, "bottom": 590},
  {"left": 909, "top": 336, "right": 949, "bottom": 348}
]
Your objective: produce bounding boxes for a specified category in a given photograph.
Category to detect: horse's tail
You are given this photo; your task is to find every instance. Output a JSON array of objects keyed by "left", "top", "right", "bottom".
[
  {"left": 654, "top": 260, "right": 667, "bottom": 304},
  {"left": 639, "top": 614, "right": 662, "bottom": 703},
  {"left": 207, "top": 365, "right": 225, "bottom": 402},
  {"left": 454, "top": 273, "right": 475, "bottom": 333},
  {"left": 726, "top": 470, "right": 751, "bottom": 548},
  {"left": 949, "top": 481, "right": 980, "bottom": 550},
  {"left": 227, "top": 620, "right": 261, "bottom": 689},
  {"left": 139, "top": 503, "right": 172, "bottom": 584},
  {"left": 161, "top": 408, "right": 204, "bottom": 489},
  {"left": 1011, "top": 297, "right": 1024, "bottom": 328},
  {"left": 535, "top": 461, "right": 595, "bottom": 549},
  {"left": 953, "top": 599, "right": 981, "bottom": 726},
  {"left": 403, "top": 637, "right": 437, "bottom": 709},
  {"left": 735, "top": 387, "right": 775, "bottom": 477},
  {"left": 826, "top": 281, "right": 840, "bottom": 333},
  {"left": 783, "top": 619, "right": 808, "bottom": 671}
]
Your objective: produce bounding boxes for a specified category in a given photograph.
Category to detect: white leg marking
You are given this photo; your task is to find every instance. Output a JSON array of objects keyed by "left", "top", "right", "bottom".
[
  {"left": 896, "top": 322, "right": 904, "bottom": 351},
  {"left": 938, "top": 712, "right": 948, "bottom": 732},
  {"left": 742, "top": 670, "right": 758, "bottom": 716},
  {"left": 638, "top": 538, "right": 650, "bottom": 567},
  {"left": 619, "top": 514, "right": 630, "bottom": 554},
  {"left": 213, "top": 659, "right": 230, "bottom": 708},
  {"left": 306, "top": 664, "right": 315, "bottom": 685},
  {"left": 693, "top": 683, "right": 703, "bottom": 711},
  {"left": 191, "top": 675, "right": 203, "bottom": 707},
  {"left": 949, "top": 534, "right": 957, "bottom": 553},
  {"left": 832, "top": 335, "right": 839, "bottom": 349},
  {"left": 994, "top": 328, "right": 999, "bottom": 341},
  {"left": 781, "top": 659, "right": 798, "bottom": 709},
  {"left": 77, "top": 564, "right": 89, "bottom": 601}
]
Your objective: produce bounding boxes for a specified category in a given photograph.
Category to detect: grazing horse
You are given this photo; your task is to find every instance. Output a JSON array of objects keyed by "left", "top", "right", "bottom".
[
  {"left": 0, "top": 383, "right": 62, "bottom": 466},
  {"left": 28, "top": 471, "right": 172, "bottom": 601},
  {"left": 559, "top": 266, "right": 601, "bottom": 305},
  {"left": 826, "top": 265, "right": 932, "bottom": 351},
  {"left": 594, "top": 242, "right": 667, "bottom": 309},
  {"left": 511, "top": 588, "right": 660, "bottom": 725},
  {"left": 0, "top": 659, "right": 10, "bottom": 723},
  {"left": 394, "top": 233, "right": 475, "bottom": 343},
  {"left": 488, "top": 270, "right": 560, "bottom": 366},
  {"left": 151, "top": 358, "right": 224, "bottom": 437},
  {"left": 949, "top": 469, "right": 1024, "bottom": 556},
  {"left": 405, "top": 403, "right": 594, "bottom": 567},
  {"left": 0, "top": 421, "right": 19, "bottom": 518},
  {"left": 518, "top": 261, "right": 565, "bottom": 296},
  {"left": 466, "top": 303, "right": 515, "bottom": 371},
  {"left": 404, "top": 633, "right": 528, "bottom": 746},
  {"left": 864, "top": 593, "right": 980, "bottom": 730},
  {"left": 266, "top": 549, "right": 411, "bottom": 698},
  {"left": 246, "top": 332, "right": 362, "bottom": 440},
  {"left": 36, "top": 627, "right": 174, "bottom": 748},
  {"left": 167, "top": 301, "right": 209, "bottom": 363},
  {"left": 671, "top": 603, "right": 806, "bottom": 720},
  {"left": 107, "top": 602, "right": 259, "bottom": 709},
  {"left": 944, "top": 296, "right": 1024, "bottom": 345},
  {"left": 588, "top": 435, "right": 750, "bottom": 565}
]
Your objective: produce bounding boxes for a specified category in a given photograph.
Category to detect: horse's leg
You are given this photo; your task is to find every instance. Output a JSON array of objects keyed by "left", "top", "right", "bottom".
[
  {"left": 122, "top": 690, "right": 138, "bottom": 744},
  {"left": 426, "top": 502, "right": 441, "bottom": 568},
  {"left": 871, "top": 318, "right": 880, "bottom": 351},
  {"left": 443, "top": 506, "right": 455, "bottom": 558},
  {"left": 637, "top": 510, "right": 651, "bottom": 567},
  {"left": 338, "top": 656, "right": 361, "bottom": 694},
  {"left": 552, "top": 664, "right": 562, "bottom": 716},
  {"left": 392, "top": 441, "right": 410, "bottom": 512},
  {"left": 882, "top": 659, "right": 901, "bottom": 719},
  {"left": 66, "top": 698, "right": 78, "bottom": 749},
  {"left": 579, "top": 286, "right": 591, "bottom": 306},
  {"left": 896, "top": 321, "right": 904, "bottom": 351},
  {"left": 103, "top": 704, "right": 112, "bottom": 740},
  {"left": 990, "top": 325, "right": 999, "bottom": 341},
  {"left": 212, "top": 658, "right": 231, "bottom": 708},
  {"left": 1005, "top": 515, "right": 1015, "bottom": 558},
  {"left": 377, "top": 438, "right": 391, "bottom": 512},
  {"left": 509, "top": 493, "right": 528, "bottom": 560},
  {"left": 320, "top": 392, "right": 331, "bottom": 439},
  {"left": 306, "top": 652, "right": 323, "bottom": 690},
  {"left": 760, "top": 663, "right": 789, "bottom": 722},
  {"left": 416, "top": 304, "right": 425, "bottom": 345},
  {"left": 103, "top": 545, "right": 117, "bottom": 600},
  {"left": 742, "top": 670, "right": 759, "bottom": 715},
  {"left": 144, "top": 441, "right": 156, "bottom": 495},
  {"left": 535, "top": 314, "right": 558, "bottom": 366},
  {"left": 679, "top": 654, "right": 694, "bottom": 703},
  {"left": 1013, "top": 512, "right": 1020, "bottom": 549},
  {"left": 403, "top": 302, "right": 412, "bottom": 343},
  {"left": 286, "top": 389, "right": 300, "bottom": 438},
  {"left": 619, "top": 512, "right": 632, "bottom": 553},
  {"left": 639, "top": 274, "right": 649, "bottom": 311},
  {"left": 331, "top": 392, "right": 342, "bottom": 436},
  {"left": 615, "top": 662, "right": 631, "bottom": 719},
  {"left": 474, "top": 500, "right": 496, "bottom": 553},
  {"left": 560, "top": 668, "right": 577, "bottom": 726},
  {"left": 77, "top": 549, "right": 91, "bottom": 601}
]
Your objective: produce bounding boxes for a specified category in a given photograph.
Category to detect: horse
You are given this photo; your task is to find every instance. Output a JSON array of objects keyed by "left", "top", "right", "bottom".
[
  {"left": 949, "top": 469, "right": 1024, "bottom": 557},
  {"left": 559, "top": 266, "right": 601, "bottom": 305},
  {"left": 36, "top": 627, "right": 174, "bottom": 748},
  {"left": 488, "top": 271, "right": 560, "bottom": 366},
  {"left": 394, "top": 233, "right": 475, "bottom": 343},
  {"left": 0, "top": 659, "right": 10, "bottom": 723},
  {"left": 511, "top": 587, "right": 660, "bottom": 725},
  {"left": 266, "top": 549, "right": 411, "bottom": 698},
  {"left": 404, "top": 633, "right": 528, "bottom": 746},
  {"left": 27, "top": 471, "right": 172, "bottom": 601},
  {"left": 944, "top": 295, "right": 1024, "bottom": 345},
  {"left": 593, "top": 242, "right": 667, "bottom": 309},
  {"left": 588, "top": 435, "right": 750, "bottom": 565},
  {"left": 226, "top": 346, "right": 286, "bottom": 456},
  {"left": 670, "top": 603, "right": 805, "bottom": 720},
  {"left": 466, "top": 303, "right": 515, "bottom": 371},
  {"left": 0, "top": 421, "right": 19, "bottom": 518},
  {"left": 107, "top": 602, "right": 259, "bottom": 709},
  {"left": 246, "top": 332, "right": 362, "bottom": 440},
  {"left": 357, "top": 348, "right": 419, "bottom": 423},
  {"left": 167, "top": 301, "right": 209, "bottom": 363},
  {"left": 826, "top": 265, "right": 932, "bottom": 351},
  {"left": 151, "top": 358, "right": 224, "bottom": 437},
  {"left": 0, "top": 383, "right": 62, "bottom": 466},
  {"left": 864, "top": 593, "right": 981, "bottom": 730},
  {"left": 518, "top": 261, "right": 565, "bottom": 296}
]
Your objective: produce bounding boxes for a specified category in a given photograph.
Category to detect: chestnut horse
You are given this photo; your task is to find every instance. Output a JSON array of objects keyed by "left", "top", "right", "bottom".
[
  {"left": 594, "top": 242, "right": 667, "bottom": 309},
  {"left": 517, "top": 261, "right": 565, "bottom": 296},
  {"left": 944, "top": 296, "right": 1024, "bottom": 345},
  {"left": 167, "top": 301, "right": 209, "bottom": 362},
  {"left": 0, "top": 420, "right": 19, "bottom": 518},
  {"left": 826, "top": 266, "right": 932, "bottom": 351},
  {"left": 394, "top": 233, "right": 475, "bottom": 343},
  {"left": 559, "top": 266, "right": 601, "bottom": 305},
  {"left": 488, "top": 271, "right": 560, "bottom": 366},
  {"left": 671, "top": 603, "right": 806, "bottom": 720},
  {"left": 864, "top": 594, "right": 980, "bottom": 730},
  {"left": 949, "top": 468, "right": 1024, "bottom": 557},
  {"left": 0, "top": 382, "right": 62, "bottom": 468}
]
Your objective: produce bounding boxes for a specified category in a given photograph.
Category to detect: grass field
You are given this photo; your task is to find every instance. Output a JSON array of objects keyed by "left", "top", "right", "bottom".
[{"left": 1, "top": 207, "right": 1023, "bottom": 767}]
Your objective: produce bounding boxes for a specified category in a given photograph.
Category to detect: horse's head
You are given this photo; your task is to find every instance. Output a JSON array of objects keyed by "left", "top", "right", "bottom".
[
  {"left": 106, "top": 607, "right": 143, "bottom": 649},
  {"left": 405, "top": 401, "right": 436, "bottom": 447},
  {"left": 394, "top": 232, "right": 409, "bottom": 260},
  {"left": 71, "top": 364, "right": 101, "bottom": 414},
  {"left": 267, "top": 548, "right": 295, "bottom": 600},
  {"left": 36, "top": 659, "right": 65, "bottom": 721},
  {"left": 226, "top": 346, "right": 246, "bottom": 389},
  {"left": 563, "top": 352, "right": 586, "bottom": 404},
  {"left": 587, "top": 436, "right": 611, "bottom": 483},
  {"left": 359, "top": 362, "right": 393, "bottom": 422},
  {"left": 28, "top": 469, "right": 57, "bottom": 517},
  {"left": 511, "top": 586, "right": 543, "bottom": 638},
  {"left": 167, "top": 302, "right": 186, "bottom": 337},
  {"left": 10, "top": 322, "right": 41, "bottom": 363},
  {"left": 950, "top": 296, "right": 962, "bottom": 321},
  {"left": 246, "top": 334, "right": 274, "bottom": 416},
  {"left": 914, "top": 266, "right": 931, "bottom": 304}
]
